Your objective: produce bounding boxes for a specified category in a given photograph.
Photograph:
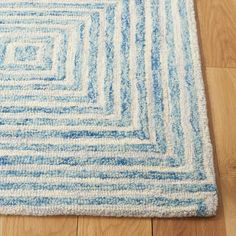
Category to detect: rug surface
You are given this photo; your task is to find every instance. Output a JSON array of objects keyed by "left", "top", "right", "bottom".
[{"left": 0, "top": 0, "right": 217, "bottom": 217}]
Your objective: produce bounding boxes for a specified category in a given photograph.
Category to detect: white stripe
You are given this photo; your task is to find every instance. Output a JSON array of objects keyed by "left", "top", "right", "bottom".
[
  {"left": 0, "top": 163, "right": 191, "bottom": 172},
  {"left": 0, "top": 190, "right": 216, "bottom": 199},
  {"left": 172, "top": 0, "right": 194, "bottom": 165},
  {"left": 0, "top": 136, "right": 157, "bottom": 145},
  {"left": 0, "top": 176, "right": 216, "bottom": 186},
  {"left": 0, "top": 204, "right": 199, "bottom": 217},
  {"left": 186, "top": 0, "right": 215, "bottom": 179}
]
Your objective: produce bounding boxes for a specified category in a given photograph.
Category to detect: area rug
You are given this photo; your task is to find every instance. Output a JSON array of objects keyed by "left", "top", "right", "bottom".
[{"left": 0, "top": 0, "right": 217, "bottom": 217}]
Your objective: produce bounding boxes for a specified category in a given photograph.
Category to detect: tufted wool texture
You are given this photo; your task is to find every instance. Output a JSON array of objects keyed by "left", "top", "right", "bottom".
[{"left": 0, "top": 0, "right": 218, "bottom": 217}]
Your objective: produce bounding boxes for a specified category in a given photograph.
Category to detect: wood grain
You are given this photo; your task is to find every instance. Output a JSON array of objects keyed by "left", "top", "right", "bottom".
[
  {"left": 221, "top": 177, "right": 236, "bottom": 236},
  {"left": 206, "top": 68, "right": 236, "bottom": 177},
  {"left": 0, "top": 216, "right": 77, "bottom": 236},
  {"left": 77, "top": 217, "right": 152, "bottom": 236},
  {"left": 206, "top": 68, "right": 236, "bottom": 236},
  {"left": 153, "top": 213, "right": 226, "bottom": 236},
  {"left": 196, "top": 0, "right": 236, "bottom": 68}
]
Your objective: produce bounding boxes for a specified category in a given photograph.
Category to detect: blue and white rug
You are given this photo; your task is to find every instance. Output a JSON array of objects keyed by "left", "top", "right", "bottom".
[{"left": 0, "top": 0, "right": 217, "bottom": 217}]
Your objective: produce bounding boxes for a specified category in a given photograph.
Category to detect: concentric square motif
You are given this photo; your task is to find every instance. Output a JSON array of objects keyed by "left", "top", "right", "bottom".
[{"left": 0, "top": 0, "right": 217, "bottom": 217}]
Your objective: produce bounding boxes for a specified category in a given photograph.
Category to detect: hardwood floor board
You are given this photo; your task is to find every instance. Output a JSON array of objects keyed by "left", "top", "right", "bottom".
[
  {"left": 0, "top": 216, "right": 77, "bottom": 236},
  {"left": 196, "top": 0, "right": 236, "bottom": 68},
  {"left": 152, "top": 212, "right": 226, "bottom": 236},
  {"left": 206, "top": 68, "right": 236, "bottom": 177},
  {"left": 205, "top": 68, "right": 236, "bottom": 236},
  {"left": 221, "top": 177, "right": 236, "bottom": 236},
  {"left": 77, "top": 217, "right": 152, "bottom": 236}
]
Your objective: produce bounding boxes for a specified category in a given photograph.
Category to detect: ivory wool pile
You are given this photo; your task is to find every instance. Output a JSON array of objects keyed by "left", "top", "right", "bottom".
[{"left": 0, "top": 0, "right": 217, "bottom": 217}]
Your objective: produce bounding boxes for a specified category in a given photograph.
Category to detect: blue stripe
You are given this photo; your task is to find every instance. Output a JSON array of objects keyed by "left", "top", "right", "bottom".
[
  {"left": 0, "top": 168, "right": 205, "bottom": 180},
  {"left": 0, "top": 182, "right": 216, "bottom": 192},
  {"left": 0, "top": 129, "right": 152, "bottom": 139},
  {"left": 119, "top": 0, "right": 131, "bottom": 127},
  {"left": 103, "top": 5, "right": 115, "bottom": 114},
  {"left": 165, "top": 0, "right": 185, "bottom": 163},
  {"left": 0, "top": 196, "right": 206, "bottom": 211},
  {"left": 0, "top": 155, "right": 179, "bottom": 167},
  {"left": 135, "top": 0, "right": 149, "bottom": 138},
  {"left": 150, "top": 0, "right": 167, "bottom": 153}
]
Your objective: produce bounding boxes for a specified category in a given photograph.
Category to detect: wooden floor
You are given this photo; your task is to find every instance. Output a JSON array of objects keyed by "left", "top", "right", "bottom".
[{"left": 1, "top": 0, "right": 236, "bottom": 235}]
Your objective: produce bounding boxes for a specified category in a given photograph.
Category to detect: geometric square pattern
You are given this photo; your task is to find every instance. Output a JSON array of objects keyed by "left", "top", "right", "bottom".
[
  {"left": 14, "top": 45, "right": 39, "bottom": 62},
  {"left": 0, "top": 0, "right": 217, "bottom": 217}
]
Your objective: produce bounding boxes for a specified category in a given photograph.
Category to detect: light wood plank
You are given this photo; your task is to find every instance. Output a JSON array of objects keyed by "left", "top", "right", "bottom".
[
  {"left": 0, "top": 216, "right": 77, "bottom": 236},
  {"left": 77, "top": 217, "right": 152, "bottom": 236},
  {"left": 206, "top": 68, "right": 236, "bottom": 177},
  {"left": 221, "top": 177, "right": 236, "bottom": 236},
  {"left": 196, "top": 0, "right": 236, "bottom": 68},
  {"left": 206, "top": 68, "right": 236, "bottom": 236},
  {"left": 152, "top": 211, "right": 226, "bottom": 236}
]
